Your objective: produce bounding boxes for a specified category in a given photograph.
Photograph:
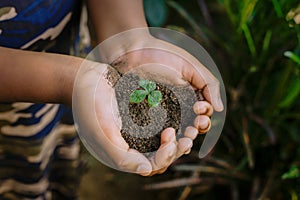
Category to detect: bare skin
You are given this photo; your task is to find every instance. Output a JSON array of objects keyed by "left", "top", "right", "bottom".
[{"left": 0, "top": 0, "right": 223, "bottom": 176}]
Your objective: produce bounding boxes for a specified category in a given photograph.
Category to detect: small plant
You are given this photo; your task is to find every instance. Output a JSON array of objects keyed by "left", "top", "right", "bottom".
[{"left": 129, "top": 79, "right": 162, "bottom": 107}]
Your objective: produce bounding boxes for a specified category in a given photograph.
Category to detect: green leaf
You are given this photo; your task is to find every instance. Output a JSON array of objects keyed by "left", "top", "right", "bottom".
[
  {"left": 278, "top": 77, "right": 300, "bottom": 108},
  {"left": 284, "top": 51, "right": 300, "bottom": 66},
  {"left": 282, "top": 165, "right": 300, "bottom": 179},
  {"left": 148, "top": 90, "right": 162, "bottom": 107},
  {"left": 139, "top": 80, "right": 156, "bottom": 93},
  {"left": 129, "top": 90, "right": 147, "bottom": 103},
  {"left": 239, "top": 0, "right": 258, "bottom": 28},
  {"left": 143, "top": 0, "right": 168, "bottom": 27},
  {"left": 223, "top": 0, "right": 236, "bottom": 24},
  {"left": 241, "top": 23, "right": 256, "bottom": 56},
  {"left": 167, "top": 1, "right": 209, "bottom": 44},
  {"left": 262, "top": 30, "right": 272, "bottom": 52},
  {"left": 271, "top": 0, "right": 283, "bottom": 18}
]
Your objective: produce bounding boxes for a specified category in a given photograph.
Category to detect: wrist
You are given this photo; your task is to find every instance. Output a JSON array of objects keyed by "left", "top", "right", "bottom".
[
  {"left": 56, "top": 55, "right": 83, "bottom": 107},
  {"left": 98, "top": 28, "right": 153, "bottom": 64},
  {"left": 87, "top": 0, "right": 148, "bottom": 43},
  {"left": 0, "top": 47, "right": 83, "bottom": 106}
]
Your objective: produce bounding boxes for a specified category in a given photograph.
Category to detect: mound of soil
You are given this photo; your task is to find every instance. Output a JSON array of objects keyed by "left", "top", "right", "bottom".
[
  {"left": 121, "top": 82, "right": 181, "bottom": 153},
  {"left": 114, "top": 72, "right": 197, "bottom": 153}
]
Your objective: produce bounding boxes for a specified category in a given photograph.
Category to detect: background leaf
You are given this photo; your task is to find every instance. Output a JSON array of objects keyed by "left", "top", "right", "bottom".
[
  {"left": 129, "top": 90, "right": 147, "bottom": 103},
  {"left": 144, "top": 0, "right": 168, "bottom": 27},
  {"left": 284, "top": 51, "right": 300, "bottom": 67},
  {"left": 282, "top": 165, "right": 300, "bottom": 179},
  {"left": 278, "top": 77, "right": 300, "bottom": 108}
]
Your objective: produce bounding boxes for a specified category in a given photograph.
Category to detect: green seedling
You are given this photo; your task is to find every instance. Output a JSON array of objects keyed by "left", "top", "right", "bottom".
[{"left": 129, "top": 79, "right": 162, "bottom": 107}]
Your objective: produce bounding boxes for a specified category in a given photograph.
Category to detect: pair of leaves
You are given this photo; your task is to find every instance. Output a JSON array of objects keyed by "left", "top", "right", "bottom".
[{"left": 130, "top": 80, "right": 162, "bottom": 107}]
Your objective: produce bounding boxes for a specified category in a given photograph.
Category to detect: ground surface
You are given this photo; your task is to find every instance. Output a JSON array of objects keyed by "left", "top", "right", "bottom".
[{"left": 78, "top": 154, "right": 176, "bottom": 200}]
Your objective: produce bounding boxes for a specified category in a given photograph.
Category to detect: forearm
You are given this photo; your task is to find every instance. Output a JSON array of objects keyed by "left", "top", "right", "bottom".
[
  {"left": 87, "top": 0, "right": 148, "bottom": 42},
  {"left": 0, "top": 47, "right": 82, "bottom": 106}
]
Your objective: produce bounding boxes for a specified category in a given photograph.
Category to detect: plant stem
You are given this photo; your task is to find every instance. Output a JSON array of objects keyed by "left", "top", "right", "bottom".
[
  {"left": 242, "top": 23, "right": 256, "bottom": 56},
  {"left": 242, "top": 117, "right": 255, "bottom": 169},
  {"left": 249, "top": 113, "right": 276, "bottom": 145},
  {"left": 271, "top": 0, "right": 283, "bottom": 18},
  {"left": 174, "top": 165, "right": 250, "bottom": 180},
  {"left": 143, "top": 177, "right": 201, "bottom": 190},
  {"left": 178, "top": 186, "right": 192, "bottom": 200},
  {"left": 166, "top": 0, "right": 210, "bottom": 45},
  {"left": 197, "top": 0, "right": 214, "bottom": 29},
  {"left": 258, "top": 164, "right": 277, "bottom": 199},
  {"left": 265, "top": 61, "right": 293, "bottom": 115}
]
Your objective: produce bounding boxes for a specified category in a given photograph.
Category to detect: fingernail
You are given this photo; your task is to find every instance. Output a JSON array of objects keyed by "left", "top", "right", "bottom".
[
  {"left": 217, "top": 98, "right": 224, "bottom": 111},
  {"left": 164, "top": 128, "right": 176, "bottom": 143},
  {"left": 184, "top": 148, "right": 191, "bottom": 154}
]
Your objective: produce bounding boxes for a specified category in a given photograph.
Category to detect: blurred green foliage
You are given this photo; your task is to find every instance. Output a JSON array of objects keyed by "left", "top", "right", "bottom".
[
  {"left": 282, "top": 165, "right": 300, "bottom": 179},
  {"left": 144, "top": 0, "right": 168, "bottom": 26},
  {"left": 144, "top": 0, "right": 300, "bottom": 199}
]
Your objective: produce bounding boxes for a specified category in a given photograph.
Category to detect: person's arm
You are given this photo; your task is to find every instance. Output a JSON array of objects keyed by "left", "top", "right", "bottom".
[
  {"left": 86, "top": 0, "right": 147, "bottom": 42},
  {"left": 0, "top": 46, "right": 82, "bottom": 106}
]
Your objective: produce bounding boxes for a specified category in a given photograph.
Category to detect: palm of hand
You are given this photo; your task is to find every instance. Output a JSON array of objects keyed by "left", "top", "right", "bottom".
[
  {"left": 74, "top": 34, "right": 222, "bottom": 176},
  {"left": 94, "top": 46, "right": 215, "bottom": 176}
]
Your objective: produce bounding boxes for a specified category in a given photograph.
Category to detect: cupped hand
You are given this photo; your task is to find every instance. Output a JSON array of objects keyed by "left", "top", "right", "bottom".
[
  {"left": 73, "top": 59, "right": 215, "bottom": 176},
  {"left": 99, "top": 34, "right": 223, "bottom": 175},
  {"left": 74, "top": 31, "right": 223, "bottom": 176},
  {"left": 73, "top": 61, "right": 152, "bottom": 175}
]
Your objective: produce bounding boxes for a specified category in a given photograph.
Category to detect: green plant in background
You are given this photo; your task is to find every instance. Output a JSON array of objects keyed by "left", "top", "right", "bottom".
[
  {"left": 142, "top": 0, "right": 300, "bottom": 199},
  {"left": 144, "top": 0, "right": 168, "bottom": 27},
  {"left": 129, "top": 79, "right": 162, "bottom": 107},
  {"left": 282, "top": 165, "right": 300, "bottom": 179}
]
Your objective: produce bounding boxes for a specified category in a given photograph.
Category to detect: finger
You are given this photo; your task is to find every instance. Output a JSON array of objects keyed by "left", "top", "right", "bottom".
[
  {"left": 147, "top": 166, "right": 169, "bottom": 176},
  {"left": 131, "top": 39, "right": 224, "bottom": 112},
  {"left": 106, "top": 146, "right": 152, "bottom": 176},
  {"left": 203, "top": 82, "right": 224, "bottom": 112},
  {"left": 182, "top": 62, "right": 224, "bottom": 112},
  {"left": 193, "top": 101, "right": 214, "bottom": 116},
  {"left": 151, "top": 128, "right": 177, "bottom": 171},
  {"left": 156, "top": 166, "right": 169, "bottom": 174},
  {"left": 78, "top": 62, "right": 153, "bottom": 175},
  {"left": 99, "top": 125, "right": 153, "bottom": 175},
  {"left": 160, "top": 127, "right": 176, "bottom": 144},
  {"left": 184, "top": 126, "right": 199, "bottom": 140},
  {"left": 194, "top": 115, "right": 211, "bottom": 134},
  {"left": 152, "top": 142, "right": 177, "bottom": 171},
  {"left": 176, "top": 137, "right": 193, "bottom": 158}
]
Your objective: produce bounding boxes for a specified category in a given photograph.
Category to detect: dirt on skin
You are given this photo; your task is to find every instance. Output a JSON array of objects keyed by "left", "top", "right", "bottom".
[{"left": 104, "top": 66, "right": 121, "bottom": 87}]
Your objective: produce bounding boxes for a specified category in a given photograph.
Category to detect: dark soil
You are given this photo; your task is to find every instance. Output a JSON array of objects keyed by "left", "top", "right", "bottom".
[
  {"left": 121, "top": 83, "right": 181, "bottom": 153},
  {"left": 113, "top": 72, "right": 197, "bottom": 153}
]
